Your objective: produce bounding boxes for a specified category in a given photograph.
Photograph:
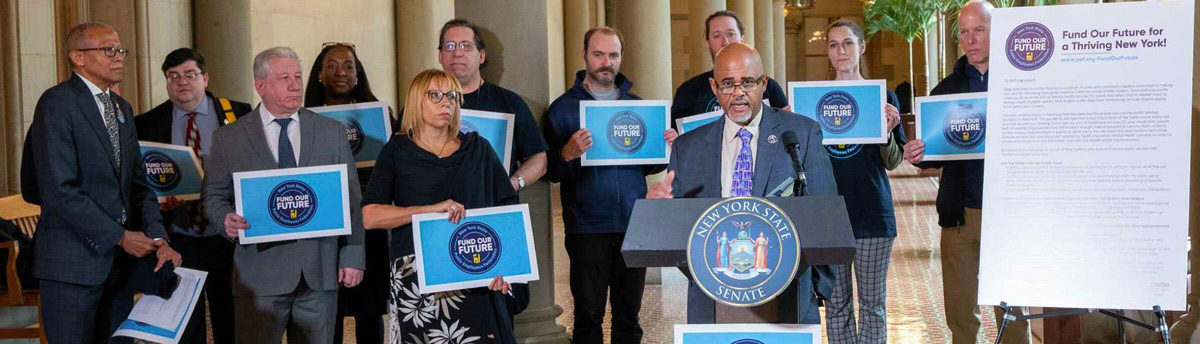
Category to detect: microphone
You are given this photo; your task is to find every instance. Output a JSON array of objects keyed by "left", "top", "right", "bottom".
[{"left": 781, "top": 130, "right": 807, "bottom": 197}]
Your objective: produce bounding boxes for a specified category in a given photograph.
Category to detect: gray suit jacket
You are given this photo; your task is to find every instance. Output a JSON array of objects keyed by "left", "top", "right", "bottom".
[
  {"left": 202, "top": 107, "right": 365, "bottom": 297},
  {"left": 22, "top": 74, "right": 167, "bottom": 286},
  {"left": 668, "top": 106, "right": 837, "bottom": 199},
  {"left": 667, "top": 105, "right": 838, "bottom": 324}
]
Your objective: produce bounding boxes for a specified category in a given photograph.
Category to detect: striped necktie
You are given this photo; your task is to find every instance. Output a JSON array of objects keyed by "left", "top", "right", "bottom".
[{"left": 275, "top": 118, "right": 297, "bottom": 168}]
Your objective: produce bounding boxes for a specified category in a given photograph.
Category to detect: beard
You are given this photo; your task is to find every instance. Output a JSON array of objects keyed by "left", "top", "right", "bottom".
[{"left": 586, "top": 66, "right": 616, "bottom": 86}]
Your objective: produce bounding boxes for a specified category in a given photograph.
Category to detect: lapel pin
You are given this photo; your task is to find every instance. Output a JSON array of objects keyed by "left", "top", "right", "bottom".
[{"left": 767, "top": 134, "right": 778, "bottom": 144}]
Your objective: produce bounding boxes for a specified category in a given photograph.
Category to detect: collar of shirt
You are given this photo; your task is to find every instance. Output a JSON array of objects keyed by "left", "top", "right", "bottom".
[
  {"left": 173, "top": 95, "right": 214, "bottom": 120},
  {"left": 77, "top": 73, "right": 109, "bottom": 97},
  {"left": 259, "top": 104, "right": 300, "bottom": 127},
  {"left": 722, "top": 106, "right": 764, "bottom": 144}
]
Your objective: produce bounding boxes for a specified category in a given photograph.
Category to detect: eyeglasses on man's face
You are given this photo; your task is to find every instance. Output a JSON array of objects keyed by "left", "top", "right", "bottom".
[
  {"left": 716, "top": 76, "right": 765, "bottom": 95},
  {"left": 77, "top": 46, "right": 128, "bottom": 58},
  {"left": 166, "top": 71, "right": 203, "bottom": 83},
  {"left": 439, "top": 41, "right": 477, "bottom": 52}
]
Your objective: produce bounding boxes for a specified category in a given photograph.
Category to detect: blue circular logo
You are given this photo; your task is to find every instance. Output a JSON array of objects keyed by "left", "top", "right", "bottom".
[
  {"left": 459, "top": 120, "right": 479, "bottom": 134},
  {"left": 704, "top": 97, "right": 722, "bottom": 113},
  {"left": 333, "top": 116, "right": 365, "bottom": 155},
  {"left": 267, "top": 181, "right": 318, "bottom": 228},
  {"left": 143, "top": 151, "right": 181, "bottom": 191},
  {"left": 687, "top": 197, "right": 801, "bottom": 307},
  {"left": 1006, "top": 22, "right": 1054, "bottom": 71},
  {"left": 731, "top": 340, "right": 766, "bottom": 344},
  {"left": 942, "top": 102, "right": 986, "bottom": 149},
  {"left": 825, "top": 144, "right": 863, "bottom": 159},
  {"left": 449, "top": 221, "right": 502, "bottom": 274},
  {"left": 607, "top": 111, "right": 647, "bottom": 155},
  {"left": 816, "top": 91, "right": 859, "bottom": 134}
]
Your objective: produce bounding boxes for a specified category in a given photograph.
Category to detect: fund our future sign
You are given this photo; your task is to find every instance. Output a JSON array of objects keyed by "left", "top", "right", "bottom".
[{"left": 979, "top": 1, "right": 1192, "bottom": 311}]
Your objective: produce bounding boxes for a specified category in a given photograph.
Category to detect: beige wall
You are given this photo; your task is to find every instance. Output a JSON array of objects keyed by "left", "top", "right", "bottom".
[
  {"left": 144, "top": 0, "right": 192, "bottom": 106},
  {"left": 670, "top": 0, "right": 689, "bottom": 91},
  {"left": 17, "top": 0, "right": 57, "bottom": 125},
  {"left": 250, "top": 0, "right": 397, "bottom": 108}
]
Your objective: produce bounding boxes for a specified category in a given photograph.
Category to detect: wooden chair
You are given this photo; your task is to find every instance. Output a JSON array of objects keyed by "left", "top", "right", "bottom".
[{"left": 0, "top": 194, "right": 45, "bottom": 343}]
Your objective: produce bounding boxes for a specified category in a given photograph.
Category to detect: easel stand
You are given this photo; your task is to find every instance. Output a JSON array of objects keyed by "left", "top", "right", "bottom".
[{"left": 994, "top": 302, "right": 1171, "bottom": 344}]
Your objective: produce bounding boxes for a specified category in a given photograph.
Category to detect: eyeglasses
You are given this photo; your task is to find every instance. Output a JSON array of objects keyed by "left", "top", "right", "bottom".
[
  {"left": 715, "top": 76, "right": 765, "bottom": 95},
  {"left": 166, "top": 71, "right": 203, "bottom": 83},
  {"left": 322, "top": 42, "right": 356, "bottom": 51},
  {"left": 76, "top": 46, "right": 128, "bottom": 58},
  {"left": 439, "top": 41, "right": 477, "bottom": 52},
  {"left": 425, "top": 90, "right": 462, "bottom": 104}
]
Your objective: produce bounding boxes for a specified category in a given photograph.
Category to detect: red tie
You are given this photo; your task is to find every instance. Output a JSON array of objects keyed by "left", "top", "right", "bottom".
[{"left": 185, "top": 112, "right": 202, "bottom": 162}]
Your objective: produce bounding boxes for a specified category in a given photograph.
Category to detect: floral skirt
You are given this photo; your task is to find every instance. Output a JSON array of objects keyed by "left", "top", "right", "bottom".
[{"left": 389, "top": 255, "right": 504, "bottom": 344}]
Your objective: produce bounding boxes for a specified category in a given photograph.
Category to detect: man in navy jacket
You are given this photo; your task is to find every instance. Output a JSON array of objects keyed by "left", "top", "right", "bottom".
[{"left": 544, "top": 26, "right": 676, "bottom": 344}]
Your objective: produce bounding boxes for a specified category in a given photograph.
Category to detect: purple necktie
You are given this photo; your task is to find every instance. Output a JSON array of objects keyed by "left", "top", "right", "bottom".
[{"left": 731, "top": 128, "right": 753, "bottom": 197}]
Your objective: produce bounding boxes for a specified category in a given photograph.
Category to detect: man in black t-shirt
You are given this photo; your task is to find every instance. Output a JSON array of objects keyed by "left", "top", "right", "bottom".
[
  {"left": 437, "top": 19, "right": 549, "bottom": 192},
  {"left": 672, "top": 10, "right": 788, "bottom": 126}
]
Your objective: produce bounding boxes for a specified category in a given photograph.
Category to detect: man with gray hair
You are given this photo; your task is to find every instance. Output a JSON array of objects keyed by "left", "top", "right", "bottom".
[
  {"left": 21, "top": 21, "right": 181, "bottom": 343},
  {"left": 202, "top": 46, "right": 365, "bottom": 342}
]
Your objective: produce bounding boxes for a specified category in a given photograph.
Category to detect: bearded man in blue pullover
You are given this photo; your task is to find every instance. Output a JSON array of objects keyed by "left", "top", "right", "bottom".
[{"left": 544, "top": 26, "right": 678, "bottom": 344}]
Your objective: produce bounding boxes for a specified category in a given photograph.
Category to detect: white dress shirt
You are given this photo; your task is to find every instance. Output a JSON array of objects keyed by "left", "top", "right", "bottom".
[
  {"left": 259, "top": 105, "right": 301, "bottom": 165},
  {"left": 720, "top": 108, "right": 763, "bottom": 197},
  {"left": 77, "top": 73, "right": 112, "bottom": 120}
]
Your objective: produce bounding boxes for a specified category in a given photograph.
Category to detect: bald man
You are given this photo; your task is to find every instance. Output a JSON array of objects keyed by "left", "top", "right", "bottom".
[
  {"left": 648, "top": 43, "right": 837, "bottom": 324},
  {"left": 21, "top": 22, "right": 181, "bottom": 343},
  {"left": 903, "top": 1, "right": 1032, "bottom": 343}
]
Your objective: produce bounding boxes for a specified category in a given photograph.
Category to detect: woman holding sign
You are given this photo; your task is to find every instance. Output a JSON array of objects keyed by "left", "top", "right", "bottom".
[
  {"left": 361, "top": 69, "right": 527, "bottom": 344},
  {"left": 821, "top": 19, "right": 907, "bottom": 344},
  {"left": 303, "top": 42, "right": 390, "bottom": 344}
]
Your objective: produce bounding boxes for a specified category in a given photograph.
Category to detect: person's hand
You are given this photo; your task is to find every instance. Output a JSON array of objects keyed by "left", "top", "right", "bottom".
[
  {"left": 903, "top": 139, "right": 926, "bottom": 165},
  {"left": 433, "top": 199, "right": 466, "bottom": 224},
  {"left": 488, "top": 275, "right": 512, "bottom": 295},
  {"left": 782, "top": 105, "right": 793, "bottom": 112},
  {"left": 647, "top": 171, "right": 675, "bottom": 199},
  {"left": 118, "top": 231, "right": 158, "bottom": 257},
  {"left": 885, "top": 104, "right": 901, "bottom": 132},
  {"left": 224, "top": 212, "right": 250, "bottom": 238},
  {"left": 561, "top": 129, "right": 593, "bottom": 161},
  {"left": 338, "top": 268, "right": 364, "bottom": 288},
  {"left": 154, "top": 241, "right": 182, "bottom": 272},
  {"left": 664, "top": 129, "right": 679, "bottom": 147},
  {"left": 159, "top": 196, "right": 183, "bottom": 211}
]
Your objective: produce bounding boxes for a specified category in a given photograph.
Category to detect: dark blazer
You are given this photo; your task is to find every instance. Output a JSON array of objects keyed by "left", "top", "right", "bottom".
[
  {"left": 202, "top": 108, "right": 365, "bottom": 296},
  {"left": 135, "top": 91, "right": 252, "bottom": 144},
  {"left": 21, "top": 74, "right": 167, "bottom": 286},
  {"left": 666, "top": 106, "right": 838, "bottom": 324}
]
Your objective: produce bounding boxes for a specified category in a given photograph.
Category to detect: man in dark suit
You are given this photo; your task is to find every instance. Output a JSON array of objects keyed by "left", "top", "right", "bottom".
[
  {"left": 21, "top": 22, "right": 182, "bottom": 343},
  {"left": 134, "top": 47, "right": 250, "bottom": 344},
  {"left": 202, "top": 46, "right": 364, "bottom": 343},
  {"left": 648, "top": 42, "right": 837, "bottom": 324}
]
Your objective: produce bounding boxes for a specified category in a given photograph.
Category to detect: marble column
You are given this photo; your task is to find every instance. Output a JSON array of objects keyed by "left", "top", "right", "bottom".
[
  {"left": 194, "top": 0, "right": 254, "bottom": 102},
  {"left": 612, "top": 0, "right": 673, "bottom": 100},
  {"left": 564, "top": 0, "right": 593, "bottom": 89},
  {"left": 753, "top": 0, "right": 773, "bottom": 77},
  {"left": 395, "top": 0, "right": 454, "bottom": 102},
  {"left": 688, "top": 0, "right": 725, "bottom": 74},
  {"left": 726, "top": 0, "right": 754, "bottom": 47},
  {"left": 1, "top": 0, "right": 15, "bottom": 193},
  {"left": 454, "top": 1, "right": 569, "bottom": 342},
  {"left": 1168, "top": 0, "right": 1200, "bottom": 341},
  {"left": 772, "top": 0, "right": 786, "bottom": 83}
]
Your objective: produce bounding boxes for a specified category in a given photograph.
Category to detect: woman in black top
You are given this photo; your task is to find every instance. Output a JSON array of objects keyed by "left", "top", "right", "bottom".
[
  {"left": 362, "top": 69, "right": 527, "bottom": 344},
  {"left": 303, "top": 42, "right": 389, "bottom": 344},
  {"left": 821, "top": 19, "right": 907, "bottom": 344}
]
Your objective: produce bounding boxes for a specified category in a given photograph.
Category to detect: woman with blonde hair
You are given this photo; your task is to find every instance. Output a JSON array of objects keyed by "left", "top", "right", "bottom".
[
  {"left": 822, "top": 19, "right": 906, "bottom": 344},
  {"left": 361, "top": 69, "right": 527, "bottom": 343}
]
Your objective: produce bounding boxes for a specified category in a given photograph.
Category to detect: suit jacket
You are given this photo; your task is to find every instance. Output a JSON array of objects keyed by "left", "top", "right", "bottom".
[
  {"left": 135, "top": 91, "right": 252, "bottom": 144},
  {"left": 21, "top": 74, "right": 167, "bottom": 286},
  {"left": 202, "top": 107, "right": 365, "bottom": 297},
  {"left": 667, "top": 106, "right": 837, "bottom": 324}
]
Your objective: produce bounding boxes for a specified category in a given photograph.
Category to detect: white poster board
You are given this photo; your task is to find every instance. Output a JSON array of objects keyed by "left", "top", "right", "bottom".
[{"left": 979, "top": 1, "right": 1192, "bottom": 310}]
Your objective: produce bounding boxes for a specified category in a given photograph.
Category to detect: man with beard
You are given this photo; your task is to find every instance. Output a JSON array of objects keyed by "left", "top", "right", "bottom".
[
  {"left": 135, "top": 47, "right": 251, "bottom": 344},
  {"left": 544, "top": 26, "right": 677, "bottom": 344},
  {"left": 437, "top": 19, "right": 548, "bottom": 192},
  {"left": 647, "top": 42, "right": 837, "bottom": 325},
  {"left": 671, "top": 10, "right": 788, "bottom": 125}
]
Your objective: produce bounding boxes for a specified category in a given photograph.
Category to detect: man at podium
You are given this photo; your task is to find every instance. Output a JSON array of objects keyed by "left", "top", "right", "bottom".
[{"left": 647, "top": 42, "right": 837, "bottom": 324}]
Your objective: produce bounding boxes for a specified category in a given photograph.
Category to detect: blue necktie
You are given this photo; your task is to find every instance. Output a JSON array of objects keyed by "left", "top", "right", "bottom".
[
  {"left": 275, "top": 118, "right": 296, "bottom": 168},
  {"left": 731, "top": 128, "right": 753, "bottom": 197}
]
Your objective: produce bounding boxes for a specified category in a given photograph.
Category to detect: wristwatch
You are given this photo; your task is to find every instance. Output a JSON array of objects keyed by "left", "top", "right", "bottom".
[{"left": 517, "top": 176, "right": 526, "bottom": 190}]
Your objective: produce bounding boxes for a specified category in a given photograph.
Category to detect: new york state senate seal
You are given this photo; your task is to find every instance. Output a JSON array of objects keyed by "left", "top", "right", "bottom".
[{"left": 687, "top": 197, "right": 802, "bottom": 307}]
